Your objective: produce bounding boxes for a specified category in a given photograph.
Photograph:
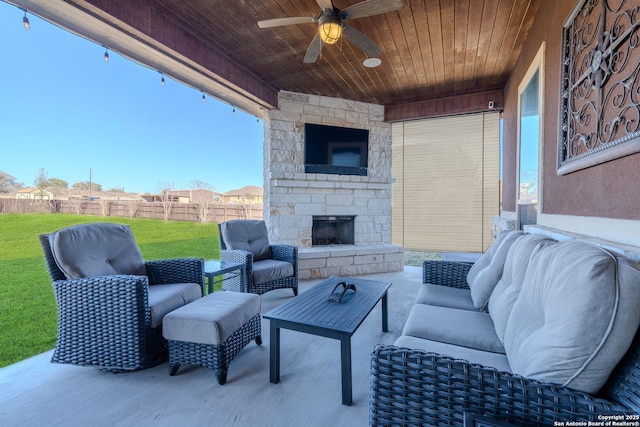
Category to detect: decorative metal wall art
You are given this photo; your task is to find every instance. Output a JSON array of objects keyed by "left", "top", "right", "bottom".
[{"left": 559, "top": 0, "right": 640, "bottom": 174}]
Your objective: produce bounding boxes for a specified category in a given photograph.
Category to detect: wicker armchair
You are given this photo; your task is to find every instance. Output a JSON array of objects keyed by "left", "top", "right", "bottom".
[
  {"left": 40, "top": 223, "right": 204, "bottom": 372},
  {"left": 218, "top": 220, "right": 298, "bottom": 296},
  {"left": 369, "top": 259, "right": 640, "bottom": 426}
]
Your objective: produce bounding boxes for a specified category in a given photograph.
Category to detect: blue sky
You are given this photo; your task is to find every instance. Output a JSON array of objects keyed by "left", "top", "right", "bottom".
[{"left": 0, "top": 1, "right": 264, "bottom": 194}]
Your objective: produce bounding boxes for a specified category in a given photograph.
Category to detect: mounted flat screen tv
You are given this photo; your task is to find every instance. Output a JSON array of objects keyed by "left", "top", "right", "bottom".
[{"left": 304, "top": 123, "right": 369, "bottom": 176}]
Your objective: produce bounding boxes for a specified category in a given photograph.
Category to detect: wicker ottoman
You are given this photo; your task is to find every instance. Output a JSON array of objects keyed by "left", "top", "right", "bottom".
[{"left": 162, "top": 291, "right": 262, "bottom": 385}]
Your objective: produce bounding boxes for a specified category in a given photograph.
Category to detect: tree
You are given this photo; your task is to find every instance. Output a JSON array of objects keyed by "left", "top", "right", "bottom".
[
  {"left": 98, "top": 198, "right": 111, "bottom": 216},
  {"left": 126, "top": 200, "right": 138, "bottom": 218},
  {"left": 68, "top": 196, "right": 85, "bottom": 215},
  {"left": 190, "top": 180, "right": 215, "bottom": 223},
  {"left": 47, "top": 178, "right": 69, "bottom": 189},
  {"left": 158, "top": 182, "right": 174, "bottom": 221},
  {"left": 33, "top": 168, "right": 50, "bottom": 200},
  {"left": 72, "top": 181, "right": 103, "bottom": 192},
  {"left": 234, "top": 192, "right": 256, "bottom": 219},
  {"left": 0, "top": 171, "right": 23, "bottom": 193}
]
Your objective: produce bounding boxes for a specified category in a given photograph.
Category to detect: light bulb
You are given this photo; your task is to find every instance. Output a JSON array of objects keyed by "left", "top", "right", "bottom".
[
  {"left": 160, "top": 75, "right": 165, "bottom": 86},
  {"left": 22, "top": 12, "right": 30, "bottom": 31},
  {"left": 201, "top": 93, "right": 206, "bottom": 103},
  {"left": 103, "top": 48, "right": 109, "bottom": 63},
  {"left": 232, "top": 107, "right": 236, "bottom": 116}
]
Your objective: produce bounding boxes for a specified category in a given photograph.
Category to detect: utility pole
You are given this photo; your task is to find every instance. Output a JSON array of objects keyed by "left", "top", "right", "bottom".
[{"left": 89, "top": 168, "right": 92, "bottom": 198}]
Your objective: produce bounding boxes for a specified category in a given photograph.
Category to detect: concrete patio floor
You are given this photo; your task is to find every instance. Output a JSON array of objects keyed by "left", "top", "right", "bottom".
[{"left": 0, "top": 266, "right": 423, "bottom": 427}]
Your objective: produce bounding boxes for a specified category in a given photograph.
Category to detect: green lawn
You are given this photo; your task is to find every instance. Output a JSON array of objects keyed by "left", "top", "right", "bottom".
[{"left": 0, "top": 213, "right": 220, "bottom": 368}]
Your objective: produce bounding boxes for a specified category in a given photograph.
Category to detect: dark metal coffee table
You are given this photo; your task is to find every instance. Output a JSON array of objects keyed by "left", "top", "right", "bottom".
[{"left": 263, "top": 276, "right": 391, "bottom": 405}]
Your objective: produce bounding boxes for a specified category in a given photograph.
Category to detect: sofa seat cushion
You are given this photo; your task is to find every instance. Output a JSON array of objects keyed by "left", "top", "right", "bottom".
[
  {"left": 253, "top": 259, "right": 294, "bottom": 285},
  {"left": 162, "top": 291, "right": 261, "bottom": 345},
  {"left": 402, "top": 304, "right": 505, "bottom": 354},
  {"left": 488, "top": 233, "right": 556, "bottom": 343},
  {"left": 220, "top": 220, "right": 273, "bottom": 261},
  {"left": 466, "top": 230, "right": 525, "bottom": 310},
  {"left": 415, "top": 284, "right": 476, "bottom": 311},
  {"left": 394, "top": 335, "right": 512, "bottom": 372},
  {"left": 50, "top": 222, "right": 146, "bottom": 279},
  {"left": 148, "top": 283, "right": 202, "bottom": 328},
  {"left": 504, "top": 240, "right": 640, "bottom": 394}
]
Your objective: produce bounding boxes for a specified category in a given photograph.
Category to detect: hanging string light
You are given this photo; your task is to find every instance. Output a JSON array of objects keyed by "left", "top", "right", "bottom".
[
  {"left": 201, "top": 92, "right": 206, "bottom": 103},
  {"left": 103, "top": 48, "right": 109, "bottom": 63},
  {"left": 22, "top": 10, "right": 30, "bottom": 30},
  {"left": 160, "top": 73, "right": 166, "bottom": 86},
  {"left": 232, "top": 107, "right": 236, "bottom": 116}
]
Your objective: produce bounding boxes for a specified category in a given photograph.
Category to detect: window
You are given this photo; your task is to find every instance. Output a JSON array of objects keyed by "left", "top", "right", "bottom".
[{"left": 517, "top": 44, "right": 544, "bottom": 228}]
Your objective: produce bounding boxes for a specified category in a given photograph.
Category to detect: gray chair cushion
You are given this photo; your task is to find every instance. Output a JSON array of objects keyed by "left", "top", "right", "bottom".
[
  {"left": 163, "top": 291, "right": 261, "bottom": 345},
  {"left": 504, "top": 241, "right": 640, "bottom": 394},
  {"left": 252, "top": 259, "right": 294, "bottom": 285},
  {"left": 50, "top": 223, "right": 146, "bottom": 279},
  {"left": 402, "top": 304, "right": 505, "bottom": 354},
  {"left": 466, "top": 230, "right": 524, "bottom": 310},
  {"left": 488, "top": 234, "right": 556, "bottom": 343},
  {"left": 415, "top": 284, "right": 476, "bottom": 311},
  {"left": 148, "top": 282, "right": 202, "bottom": 328},
  {"left": 394, "top": 335, "right": 512, "bottom": 373},
  {"left": 220, "top": 220, "right": 273, "bottom": 261}
]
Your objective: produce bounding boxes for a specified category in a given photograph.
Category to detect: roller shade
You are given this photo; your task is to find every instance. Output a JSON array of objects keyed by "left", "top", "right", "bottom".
[{"left": 392, "top": 113, "right": 500, "bottom": 252}]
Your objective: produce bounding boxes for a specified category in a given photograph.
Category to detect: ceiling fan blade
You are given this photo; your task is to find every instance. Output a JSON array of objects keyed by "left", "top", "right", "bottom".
[
  {"left": 258, "top": 16, "right": 316, "bottom": 29},
  {"left": 304, "top": 33, "right": 323, "bottom": 63},
  {"left": 316, "top": 0, "right": 334, "bottom": 11},
  {"left": 342, "top": 23, "right": 382, "bottom": 58},
  {"left": 341, "top": 0, "right": 402, "bottom": 20}
]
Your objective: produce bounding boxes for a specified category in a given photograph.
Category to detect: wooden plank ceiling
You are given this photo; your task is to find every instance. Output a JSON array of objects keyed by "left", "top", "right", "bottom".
[{"left": 68, "top": 0, "right": 542, "bottom": 117}]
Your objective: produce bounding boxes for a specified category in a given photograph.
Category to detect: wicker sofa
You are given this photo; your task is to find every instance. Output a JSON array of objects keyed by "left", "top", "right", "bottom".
[{"left": 369, "top": 230, "right": 640, "bottom": 426}]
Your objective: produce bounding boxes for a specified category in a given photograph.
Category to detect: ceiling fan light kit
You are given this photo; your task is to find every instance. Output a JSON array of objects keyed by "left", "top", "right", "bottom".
[
  {"left": 257, "top": 0, "right": 402, "bottom": 64},
  {"left": 318, "top": 14, "right": 342, "bottom": 45}
]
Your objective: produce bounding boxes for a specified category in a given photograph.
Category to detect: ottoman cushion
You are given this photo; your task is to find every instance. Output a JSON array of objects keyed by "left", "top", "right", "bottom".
[{"left": 163, "top": 291, "right": 260, "bottom": 345}]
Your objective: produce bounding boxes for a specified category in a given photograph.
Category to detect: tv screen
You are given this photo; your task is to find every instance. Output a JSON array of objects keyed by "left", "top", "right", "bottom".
[{"left": 304, "top": 123, "right": 369, "bottom": 176}]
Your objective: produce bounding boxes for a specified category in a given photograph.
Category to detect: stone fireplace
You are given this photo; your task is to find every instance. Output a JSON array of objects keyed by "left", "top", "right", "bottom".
[{"left": 264, "top": 91, "right": 404, "bottom": 279}]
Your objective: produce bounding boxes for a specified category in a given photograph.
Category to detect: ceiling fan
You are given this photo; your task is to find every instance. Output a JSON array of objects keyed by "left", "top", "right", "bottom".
[{"left": 257, "top": 0, "right": 403, "bottom": 64}]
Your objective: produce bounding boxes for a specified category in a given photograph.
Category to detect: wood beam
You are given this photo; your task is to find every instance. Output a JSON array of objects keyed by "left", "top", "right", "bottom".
[{"left": 385, "top": 90, "right": 504, "bottom": 122}]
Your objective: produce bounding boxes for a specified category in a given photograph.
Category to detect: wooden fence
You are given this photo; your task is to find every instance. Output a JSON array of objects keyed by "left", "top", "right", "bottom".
[{"left": 0, "top": 198, "right": 263, "bottom": 223}]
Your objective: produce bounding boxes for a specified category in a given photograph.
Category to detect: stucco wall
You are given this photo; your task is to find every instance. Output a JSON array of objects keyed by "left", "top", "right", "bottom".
[{"left": 502, "top": 0, "right": 640, "bottom": 220}]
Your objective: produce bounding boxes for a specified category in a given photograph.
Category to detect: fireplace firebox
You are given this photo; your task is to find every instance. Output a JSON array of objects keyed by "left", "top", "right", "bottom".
[{"left": 312, "top": 216, "right": 355, "bottom": 246}]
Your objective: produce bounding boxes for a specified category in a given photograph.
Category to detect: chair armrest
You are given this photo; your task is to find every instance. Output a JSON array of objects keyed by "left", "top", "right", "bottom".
[
  {"left": 145, "top": 257, "right": 204, "bottom": 289},
  {"left": 52, "top": 275, "right": 150, "bottom": 336},
  {"left": 221, "top": 249, "right": 252, "bottom": 265},
  {"left": 422, "top": 260, "right": 473, "bottom": 288},
  {"left": 271, "top": 244, "right": 298, "bottom": 266},
  {"left": 369, "top": 345, "right": 629, "bottom": 427}
]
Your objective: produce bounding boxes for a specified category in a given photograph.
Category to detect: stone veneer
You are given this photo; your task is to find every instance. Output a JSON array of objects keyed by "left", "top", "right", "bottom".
[{"left": 263, "top": 91, "right": 404, "bottom": 280}]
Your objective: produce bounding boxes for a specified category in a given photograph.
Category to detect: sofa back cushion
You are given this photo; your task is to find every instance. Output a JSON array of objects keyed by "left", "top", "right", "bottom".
[
  {"left": 50, "top": 222, "right": 146, "bottom": 279},
  {"left": 488, "top": 233, "right": 556, "bottom": 342},
  {"left": 467, "top": 230, "right": 525, "bottom": 310},
  {"left": 220, "top": 220, "right": 273, "bottom": 261},
  {"left": 504, "top": 240, "right": 640, "bottom": 394}
]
